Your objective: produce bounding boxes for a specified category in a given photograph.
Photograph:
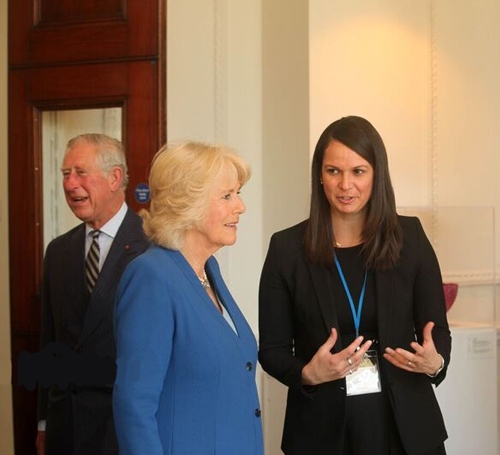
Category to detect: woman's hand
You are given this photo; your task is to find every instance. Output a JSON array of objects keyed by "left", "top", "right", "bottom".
[
  {"left": 301, "top": 328, "right": 373, "bottom": 385},
  {"left": 383, "top": 321, "right": 443, "bottom": 376}
]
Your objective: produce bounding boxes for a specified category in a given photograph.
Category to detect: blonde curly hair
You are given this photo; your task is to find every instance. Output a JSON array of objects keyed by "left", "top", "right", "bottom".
[{"left": 142, "top": 141, "right": 251, "bottom": 249}]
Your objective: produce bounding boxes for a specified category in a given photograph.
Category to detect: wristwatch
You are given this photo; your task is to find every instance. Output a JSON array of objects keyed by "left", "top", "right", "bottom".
[{"left": 428, "top": 354, "right": 445, "bottom": 378}]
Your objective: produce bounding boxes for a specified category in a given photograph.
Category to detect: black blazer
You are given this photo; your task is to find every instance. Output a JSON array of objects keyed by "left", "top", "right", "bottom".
[
  {"left": 258, "top": 216, "right": 451, "bottom": 455},
  {"left": 38, "top": 208, "right": 149, "bottom": 455}
]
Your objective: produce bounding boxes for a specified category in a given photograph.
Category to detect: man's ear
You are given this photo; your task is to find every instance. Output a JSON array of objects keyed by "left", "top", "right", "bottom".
[{"left": 109, "top": 166, "right": 123, "bottom": 191}]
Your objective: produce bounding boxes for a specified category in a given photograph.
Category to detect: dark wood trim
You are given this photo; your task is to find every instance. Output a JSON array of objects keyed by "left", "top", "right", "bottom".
[{"left": 8, "top": 1, "right": 166, "bottom": 453}]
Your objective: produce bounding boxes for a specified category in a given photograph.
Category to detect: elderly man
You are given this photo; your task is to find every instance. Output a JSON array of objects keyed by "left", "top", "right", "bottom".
[{"left": 36, "top": 134, "right": 149, "bottom": 455}]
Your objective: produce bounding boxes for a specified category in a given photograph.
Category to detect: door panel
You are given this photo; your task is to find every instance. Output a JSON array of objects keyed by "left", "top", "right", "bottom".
[
  {"left": 39, "top": 0, "right": 123, "bottom": 21},
  {"left": 10, "top": 0, "right": 160, "bottom": 66}
]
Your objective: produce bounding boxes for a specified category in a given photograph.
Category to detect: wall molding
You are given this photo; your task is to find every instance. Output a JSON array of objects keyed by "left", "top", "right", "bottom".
[
  {"left": 430, "top": 0, "right": 439, "bottom": 209},
  {"left": 442, "top": 270, "right": 498, "bottom": 286}
]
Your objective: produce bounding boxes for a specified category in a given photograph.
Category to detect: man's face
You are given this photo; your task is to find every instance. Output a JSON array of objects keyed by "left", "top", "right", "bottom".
[{"left": 61, "top": 142, "right": 122, "bottom": 229}]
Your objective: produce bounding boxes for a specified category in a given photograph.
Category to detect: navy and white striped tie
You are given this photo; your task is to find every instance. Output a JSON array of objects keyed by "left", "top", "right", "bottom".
[{"left": 85, "top": 230, "right": 100, "bottom": 293}]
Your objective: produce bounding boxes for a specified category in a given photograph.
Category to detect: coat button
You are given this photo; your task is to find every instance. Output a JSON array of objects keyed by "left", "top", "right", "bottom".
[
  {"left": 246, "top": 362, "right": 253, "bottom": 371},
  {"left": 254, "top": 408, "right": 261, "bottom": 417}
]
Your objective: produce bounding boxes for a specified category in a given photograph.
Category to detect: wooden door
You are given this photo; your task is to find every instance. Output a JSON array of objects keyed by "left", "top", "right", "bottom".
[{"left": 8, "top": 1, "right": 165, "bottom": 453}]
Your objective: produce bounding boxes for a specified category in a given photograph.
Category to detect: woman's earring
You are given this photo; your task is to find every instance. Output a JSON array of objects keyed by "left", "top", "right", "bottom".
[{"left": 320, "top": 179, "right": 323, "bottom": 185}]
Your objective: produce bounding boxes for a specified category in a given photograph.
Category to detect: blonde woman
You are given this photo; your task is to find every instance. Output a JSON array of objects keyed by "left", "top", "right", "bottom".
[{"left": 113, "top": 141, "right": 263, "bottom": 455}]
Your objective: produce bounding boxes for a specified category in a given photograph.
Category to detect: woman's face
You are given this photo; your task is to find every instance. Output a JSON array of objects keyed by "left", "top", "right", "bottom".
[
  {"left": 198, "top": 168, "right": 246, "bottom": 252},
  {"left": 321, "top": 140, "right": 374, "bottom": 219}
]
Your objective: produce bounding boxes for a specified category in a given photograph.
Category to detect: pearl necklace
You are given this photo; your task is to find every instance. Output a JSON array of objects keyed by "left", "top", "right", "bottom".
[{"left": 198, "top": 271, "right": 210, "bottom": 289}]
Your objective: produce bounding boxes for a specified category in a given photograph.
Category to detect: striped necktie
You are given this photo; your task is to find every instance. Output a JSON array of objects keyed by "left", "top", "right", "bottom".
[{"left": 85, "top": 230, "right": 100, "bottom": 293}]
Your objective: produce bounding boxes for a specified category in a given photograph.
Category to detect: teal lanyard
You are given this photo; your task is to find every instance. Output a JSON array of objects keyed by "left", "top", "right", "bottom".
[{"left": 334, "top": 255, "right": 367, "bottom": 338}]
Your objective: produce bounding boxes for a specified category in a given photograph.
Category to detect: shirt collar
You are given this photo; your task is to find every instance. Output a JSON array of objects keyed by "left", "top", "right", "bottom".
[{"left": 85, "top": 202, "right": 128, "bottom": 239}]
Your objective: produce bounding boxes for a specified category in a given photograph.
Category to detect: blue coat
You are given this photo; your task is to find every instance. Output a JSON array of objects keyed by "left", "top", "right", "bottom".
[{"left": 113, "top": 246, "right": 264, "bottom": 455}]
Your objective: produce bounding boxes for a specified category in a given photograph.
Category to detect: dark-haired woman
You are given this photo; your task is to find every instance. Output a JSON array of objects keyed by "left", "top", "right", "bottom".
[{"left": 258, "top": 116, "right": 450, "bottom": 455}]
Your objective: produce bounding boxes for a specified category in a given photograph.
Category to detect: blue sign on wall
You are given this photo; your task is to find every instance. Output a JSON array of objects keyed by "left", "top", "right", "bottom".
[{"left": 134, "top": 183, "right": 151, "bottom": 204}]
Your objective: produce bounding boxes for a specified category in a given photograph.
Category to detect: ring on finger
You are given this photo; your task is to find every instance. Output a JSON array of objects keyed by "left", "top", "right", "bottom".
[
  {"left": 407, "top": 361, "right": 412, "bottom": 367},
  {"left": 347, "top": 357, "right": 353, "bottom": 366},
  {"left": 348, "top": 369, "right": 353, "bottom": 375}
]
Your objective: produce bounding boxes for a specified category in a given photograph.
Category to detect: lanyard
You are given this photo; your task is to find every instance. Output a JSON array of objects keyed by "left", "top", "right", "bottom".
[{"left": 334, "top": 255, "right": 367, "bottom": 338}]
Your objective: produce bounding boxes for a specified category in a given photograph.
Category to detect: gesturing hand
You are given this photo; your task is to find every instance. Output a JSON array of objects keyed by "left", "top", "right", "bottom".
[
  {"left": 383, "top": 321, "right": 443, "bottom": 376},
  {"left": 301, "top": 328, "right": 373, "bottom": 386}
]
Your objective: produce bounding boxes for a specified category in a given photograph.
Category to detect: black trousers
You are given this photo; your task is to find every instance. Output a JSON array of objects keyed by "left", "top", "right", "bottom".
[{"left": 342, "top": 389, "right": 446, "bottom": 455}]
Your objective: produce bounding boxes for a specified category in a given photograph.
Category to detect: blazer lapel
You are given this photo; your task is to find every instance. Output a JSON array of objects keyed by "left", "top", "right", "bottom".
[
  {"left": 307, "top": 262, "right": 340, "bottom": 347},
  {"left": 308, "top": 264, "right": 397, "bottom": 351},
  {"left": 171, "top": 252, "right": 232, "bottom": 330},
  {"left": 171, "top": 252, "right": 248, "bottom": 343},
  {"left": 204, "top": 257, "right": 258, "bottom": 361},
  {"left": 303, "top": 244, "right": 397, "bottom": 352},
  {"left": 205, "top": 258, "right": 245, "bottom": 337},
  {"left": 374, "top": 269, "right": 396, "bottom": 348}
]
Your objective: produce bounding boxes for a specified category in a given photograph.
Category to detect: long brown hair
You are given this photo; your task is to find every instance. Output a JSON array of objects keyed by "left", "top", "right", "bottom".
[{"left": 304, "top": 116, "right": 402, "bottom": 270}]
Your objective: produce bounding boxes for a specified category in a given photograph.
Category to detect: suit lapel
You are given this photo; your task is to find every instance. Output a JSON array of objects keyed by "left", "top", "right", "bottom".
[
  {"left": 307, "top": 262, "right": 340, "bottom": 347},
  {"left": 374, "top": 269, "right": 395, "bottom": 347},
  {"left": 63, "top": 225, "right": 89, "bottom": 327},
  {"left": 309, "top": 262, "right": 397, "bottom": 350},
  {"left": 77, "top": 210, "right": 145, "bottom": 348}
]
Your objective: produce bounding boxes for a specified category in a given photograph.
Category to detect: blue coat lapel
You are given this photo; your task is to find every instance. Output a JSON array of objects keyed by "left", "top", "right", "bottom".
[{"left": 169, "top": 250, "right": 255, "bottom": 350}]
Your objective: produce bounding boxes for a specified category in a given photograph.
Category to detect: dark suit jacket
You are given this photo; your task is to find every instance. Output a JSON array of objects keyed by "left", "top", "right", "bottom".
[
  {"left": 258, "top": 216, "right": 451, "bottom": 455},
  {"left": 38, "top": 208, "right": 149, "bottom": 455}
]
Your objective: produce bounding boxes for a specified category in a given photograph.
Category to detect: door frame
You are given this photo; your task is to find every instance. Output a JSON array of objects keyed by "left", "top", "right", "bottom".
[{"left": 8, "top": 1, "right": 165, "bottom": 453}]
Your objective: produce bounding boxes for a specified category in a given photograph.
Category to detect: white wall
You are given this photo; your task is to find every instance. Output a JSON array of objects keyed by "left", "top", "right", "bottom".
[
  {"left": 167, "top": 0, "right": 263, "bottom": 330},
  {"left": 310, "top": 1, "right": 433, "bottom": 207},
  {"left": 167, "top": 0, "right": 310, "bottom": 332},
  {"left": 260, "top": 3, "right": 310, "bottom": 453}
]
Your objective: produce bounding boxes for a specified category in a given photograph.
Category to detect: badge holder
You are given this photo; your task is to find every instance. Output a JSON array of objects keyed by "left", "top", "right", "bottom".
[{"left": 346, "top": 350, "right": 382, "bottom": 396}]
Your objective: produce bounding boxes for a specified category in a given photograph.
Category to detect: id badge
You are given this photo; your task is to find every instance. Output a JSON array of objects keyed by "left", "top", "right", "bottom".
[{"left": 346, "top": 350, "right": 382, "bottom": 396}]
